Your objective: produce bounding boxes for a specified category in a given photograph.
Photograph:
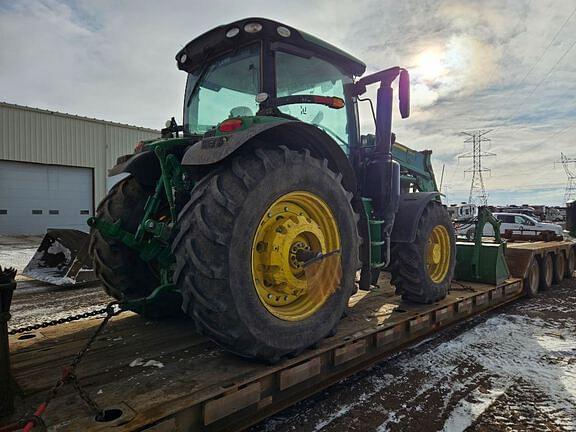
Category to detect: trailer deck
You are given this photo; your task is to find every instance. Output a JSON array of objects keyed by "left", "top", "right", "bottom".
[{"left": 5, "top": 277, "right": 523, "bottom": 431}]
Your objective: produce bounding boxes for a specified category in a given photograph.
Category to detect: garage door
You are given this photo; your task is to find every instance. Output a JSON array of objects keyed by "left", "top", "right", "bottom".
[{"left": 0, "top": 161, "right": 93, "bottom": 235}]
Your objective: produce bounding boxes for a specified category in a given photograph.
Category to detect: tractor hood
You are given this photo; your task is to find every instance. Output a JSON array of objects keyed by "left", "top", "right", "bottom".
[{"left": 175, "top": 17, "right": 366, "bottom": 77}]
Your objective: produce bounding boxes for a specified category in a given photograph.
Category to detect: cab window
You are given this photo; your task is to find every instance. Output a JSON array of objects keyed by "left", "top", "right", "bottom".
[
  {"left": 275, "top": 51, "right": 352, "bottom": 152},
  {"left": 185, "top": 45, "right": 261, "bottom": 134}
]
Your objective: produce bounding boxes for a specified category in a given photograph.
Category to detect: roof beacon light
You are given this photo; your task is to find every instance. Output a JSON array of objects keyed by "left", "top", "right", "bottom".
[
  {"left": 226, "top": 27, "right": 240, "bottom": 38},
  {"left": 277, "top": 26, "right": 291, "bottom": 37},
  {"left": 244, "top": 22, "right": 263, "bottom": 33}
]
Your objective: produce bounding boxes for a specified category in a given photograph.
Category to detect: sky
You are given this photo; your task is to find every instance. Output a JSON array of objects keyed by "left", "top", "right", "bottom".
[{"left": 1, "top": 0, "right": 575, "bottom": 206}]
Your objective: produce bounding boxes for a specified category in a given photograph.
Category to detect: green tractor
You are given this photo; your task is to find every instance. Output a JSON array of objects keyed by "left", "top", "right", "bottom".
[{"left": 88, "top": 18, "right": 456, "bottom": 362}]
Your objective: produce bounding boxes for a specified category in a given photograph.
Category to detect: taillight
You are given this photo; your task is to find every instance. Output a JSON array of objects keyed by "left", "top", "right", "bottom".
[
  {"left": 134, "top": 141, "right": 145, "bottom": 153},
  {"left": 218, "top": 118, "right": 243, "bottom": 133}
]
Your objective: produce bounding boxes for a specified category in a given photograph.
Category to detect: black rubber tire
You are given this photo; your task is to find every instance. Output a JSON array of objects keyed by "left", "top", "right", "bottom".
[
  {"left": 172, "top": 147, "right": 360, "bottom": 362},
  {"left": 552, "top": 252, "right": 565, "bottom": 285},
  {"left": 565, "top": 247, "right": 575, "bottom": 279},
  {"left": 89, "top": 177, "right": 179, "bottom": 317},
  {"left": 370, "top": 268, "right": 381, "bottom": 286},
  {"left": 524, "top": 257, "right": 540, "bottom": 298},
  {"left": 539, "top": 254, "right": 553, "bottom": 291},
  {"left": 390, "top": 201, "right": 456, "bottom": 304}
]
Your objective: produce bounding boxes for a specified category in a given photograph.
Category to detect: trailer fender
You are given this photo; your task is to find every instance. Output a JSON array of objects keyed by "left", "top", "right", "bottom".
[
  {"left": 390, "top": 192, "right": 441, "bottom": 243},
  {"left": 181, "top": 120, "right": 357, "bottom": 192}
]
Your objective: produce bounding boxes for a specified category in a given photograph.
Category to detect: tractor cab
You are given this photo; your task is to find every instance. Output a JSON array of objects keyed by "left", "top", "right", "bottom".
[{"left": 176, "top": 18, "right": 366, "bottom": 153}]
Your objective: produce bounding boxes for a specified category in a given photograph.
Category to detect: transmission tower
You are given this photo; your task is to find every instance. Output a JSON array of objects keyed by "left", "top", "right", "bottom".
[
  {"left": 458, "top": 130, "right": 495, "bottom": 206},
  {"left": 556, "top": 152, "right": 576, "bottom": 203}
]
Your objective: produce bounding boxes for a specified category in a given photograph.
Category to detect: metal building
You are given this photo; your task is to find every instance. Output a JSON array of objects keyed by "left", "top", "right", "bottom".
[{"left": 0, "top": 102, "right": 159, "bottom": 235}]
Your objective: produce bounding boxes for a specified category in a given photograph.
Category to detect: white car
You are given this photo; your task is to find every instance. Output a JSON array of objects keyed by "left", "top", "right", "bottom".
[{"left": 485, "top": 213, "right": 563, "bottom": 237}]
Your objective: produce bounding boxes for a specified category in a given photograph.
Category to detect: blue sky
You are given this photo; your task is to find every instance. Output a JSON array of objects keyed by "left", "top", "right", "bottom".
[{"left": 1, "top": 0, "right": 575, "bottom": 205}]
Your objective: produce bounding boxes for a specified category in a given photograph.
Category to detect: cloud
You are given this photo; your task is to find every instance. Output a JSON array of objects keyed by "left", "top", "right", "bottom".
[{"left": 0, "top": 0, "right": 575, "bottom": 205}]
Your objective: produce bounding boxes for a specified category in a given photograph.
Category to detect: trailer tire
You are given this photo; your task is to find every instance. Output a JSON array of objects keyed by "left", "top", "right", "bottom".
[
  {"left": 524, "top": 258, "right": 540, "bottom": 297},
  {"left": 538, "top": 254, "right": 553, "bottom": 291},
  {"left": 390, "top": 201, "right": 455, "bottom": 304},
  {"left": 552, "top": 252, "right": 565, "bottom": 285},
  {"left": 89, "top": 177, "right": 180, "bottom": 318},
  {"left": 566, "top": 247, "right": 575, "bottom": 279},
  {"left": 172, "top": 147, "right": 360, "bottom": 362}
]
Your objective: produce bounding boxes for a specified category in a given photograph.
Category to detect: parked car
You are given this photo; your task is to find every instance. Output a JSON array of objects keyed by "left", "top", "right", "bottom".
[{"left": 456, "top": 213, "right": 563, "bottom": 239}]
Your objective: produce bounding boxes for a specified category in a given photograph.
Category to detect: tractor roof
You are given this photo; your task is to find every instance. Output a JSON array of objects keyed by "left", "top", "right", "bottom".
[{"left": 176, "top": 17, "right": 366, "bottom": 77}]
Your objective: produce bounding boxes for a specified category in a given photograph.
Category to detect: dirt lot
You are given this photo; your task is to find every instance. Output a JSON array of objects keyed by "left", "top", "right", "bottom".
[{"left": 2, "top": 237, "right": 575, "bottom": 431}]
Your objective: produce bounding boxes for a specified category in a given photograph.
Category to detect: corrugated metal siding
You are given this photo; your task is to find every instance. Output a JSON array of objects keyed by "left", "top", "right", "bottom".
[{"left": 0, "top": 103, "right": 159, "bottom": 207}]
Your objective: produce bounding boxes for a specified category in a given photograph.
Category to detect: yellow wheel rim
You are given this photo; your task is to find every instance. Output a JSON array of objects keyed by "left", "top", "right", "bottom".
[
  {"left": 426, "top": 225, "right": 451, "bottom": 283},
  {"left": 251, "top": 191, "right": 340, "bottom": 321}
]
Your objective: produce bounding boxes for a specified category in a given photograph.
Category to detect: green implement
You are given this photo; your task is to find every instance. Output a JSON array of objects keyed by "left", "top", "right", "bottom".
[{"left": 454, "top": 206, "right": 510, "bottom": 285}]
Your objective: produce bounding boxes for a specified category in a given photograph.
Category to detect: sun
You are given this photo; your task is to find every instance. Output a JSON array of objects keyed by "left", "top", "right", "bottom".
[{"left": 414, "top": 49, "right": 446, "bottom": 81}]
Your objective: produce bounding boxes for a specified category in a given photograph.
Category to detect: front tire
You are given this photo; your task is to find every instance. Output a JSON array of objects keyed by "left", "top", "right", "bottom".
[
  {"left": 172, "top": 147, "right": 360, "bottom": 362},
  {"left": 390, "top": 201, "right": 456, "bottom": 304},
  {"left": 89, "top": 177, "right": 180, "bottom": 318}
]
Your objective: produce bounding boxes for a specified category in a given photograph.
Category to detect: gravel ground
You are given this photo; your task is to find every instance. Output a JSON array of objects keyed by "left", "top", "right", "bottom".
[{"left": 251, "top": 279, "right": 576, "bottom": 432}]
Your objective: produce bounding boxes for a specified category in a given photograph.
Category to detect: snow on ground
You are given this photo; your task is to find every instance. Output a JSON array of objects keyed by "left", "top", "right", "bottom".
[
  {"left": 0, "top": 247, "right": 39, "bottom": 272},
  {"left": 251, "top": 281, "right": 576, "bottom": 432}
]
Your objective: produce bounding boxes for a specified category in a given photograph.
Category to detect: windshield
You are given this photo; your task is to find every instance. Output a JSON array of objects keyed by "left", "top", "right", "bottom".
[
  {"left": 184, "top": 44, "right": 261, "bottom": 134},
  {"left": 275, "top": 50, "right": 352, "bottom": 152}
]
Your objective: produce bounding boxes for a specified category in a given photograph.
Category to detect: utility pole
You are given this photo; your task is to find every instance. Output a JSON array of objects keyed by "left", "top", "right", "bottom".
[
  {"left": 555, "top": 152, "right": 576, "bottom": 203},
  {"left": 458, "top": 130, "right": 495, "bottom": 206}
]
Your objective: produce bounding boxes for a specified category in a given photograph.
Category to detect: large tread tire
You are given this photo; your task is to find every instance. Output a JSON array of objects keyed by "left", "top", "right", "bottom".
[
  {"left": 172, "top": 147, "right": 360, "bottom": 362},
  {"left": 552, "top": 252, "right": 565, "bottom": 285},
  {"left": 524, "top": 257, "right": 540, "bottom": 298},
  {"left": 565, "top": 247, "right": 575, "bottom": 279},
  {"left": 389, "top": 201, "right": 456, "bottom": 304},
  {"left": 539, "top": 254, "right": 553, "bottom": 291},
  {"left": 89, "top": 177, "right": 177, "bottom": 317}
]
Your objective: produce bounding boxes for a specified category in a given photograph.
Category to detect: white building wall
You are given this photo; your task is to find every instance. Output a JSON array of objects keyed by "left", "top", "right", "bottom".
[{"left": 0, "top": 102, "right": 159, "bottom": 208}]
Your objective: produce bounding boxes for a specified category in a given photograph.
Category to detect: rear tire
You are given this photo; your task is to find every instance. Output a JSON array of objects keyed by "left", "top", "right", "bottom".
[
  {"left": 524, "top": 258, "right": 540, "bottom": 297},
  {"left": 565, "top": 247, "right": 575, "bottom": 279},
  {"left": 553, "top": 252, "right": 565, "bottom": 285},
  {"left": 89, "top": 177, "right": 179, "bottom": 317},
  {"left": 539, "top": 254, "right": 553, "bottom": 291},
  {"left": 172, "top": 147, "right": 360, "bottom": 362},
  {"left": 390, "top": 201, "right": 456, "bottom": 304}
]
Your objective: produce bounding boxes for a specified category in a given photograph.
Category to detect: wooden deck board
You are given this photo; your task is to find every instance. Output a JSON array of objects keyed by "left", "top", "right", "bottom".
[{"left": 5, "top": 278, "right": 522, "bottom": 431}]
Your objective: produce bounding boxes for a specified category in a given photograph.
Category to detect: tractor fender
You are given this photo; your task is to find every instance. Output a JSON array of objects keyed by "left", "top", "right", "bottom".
[
  {"left": 390, "top": 192, "right": 441, "bottom": 243},
  {"left": 108, "top": 150, "right": 160, "bottom": 187},
  {"left": 181, "top": 120, "right": 357, "bottom": 192}
]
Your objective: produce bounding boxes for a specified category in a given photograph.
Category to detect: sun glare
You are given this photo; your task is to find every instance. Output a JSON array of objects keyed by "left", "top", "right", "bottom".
[{"left": 414, "top": 49, "right": 446, "bottom": 81}]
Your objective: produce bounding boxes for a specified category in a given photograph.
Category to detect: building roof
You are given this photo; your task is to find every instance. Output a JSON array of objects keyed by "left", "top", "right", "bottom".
[{"left": 0, "top": 101, "right": 159, "bottom": 133}]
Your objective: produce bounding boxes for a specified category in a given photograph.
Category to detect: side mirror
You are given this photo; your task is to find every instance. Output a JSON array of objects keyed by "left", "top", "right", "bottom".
[{"left": 399, "top": 69, "right": 410, "bottom": 119}]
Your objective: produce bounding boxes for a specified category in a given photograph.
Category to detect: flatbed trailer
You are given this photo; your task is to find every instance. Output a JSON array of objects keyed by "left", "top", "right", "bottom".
[
  {"left": 4, "top": 277, "right": 524, "bottom": 432},
  {"left": 505, "top": 239, "right": 575, "bottom": 281}
]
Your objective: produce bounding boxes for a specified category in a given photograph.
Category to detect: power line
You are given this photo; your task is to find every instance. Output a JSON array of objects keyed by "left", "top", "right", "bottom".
[
  {"left": 458, "top": 130, "right": 496, "bottom": 205},
  {"left": 490, "top": 6, "right": 576, "bottom": 131}
]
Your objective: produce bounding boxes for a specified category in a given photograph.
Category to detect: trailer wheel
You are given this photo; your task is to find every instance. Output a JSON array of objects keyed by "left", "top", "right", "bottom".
[
  {"left": 524, "top": 258, "right": 540, "bottom": 297},
  {"left": 89, "top": 177, "right": 180, "bottom": 318},
  {"left": 552, "top": 252, "right": 565, "bottom": 285},
  {"left": 172, "top": 147, "right": 360, "bottom": 362},
  {"left": 390, "top": 201, "right": 455, "bottom": 304},
  {"left": 565, "top": 247, "right": 575, "bottom": 279},
  {"left": 538, "top": 254, "right": 553, "bottom": 291}
]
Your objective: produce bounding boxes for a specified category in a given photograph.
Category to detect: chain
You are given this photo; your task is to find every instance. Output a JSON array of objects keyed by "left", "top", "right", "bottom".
[
  {"left": 8, "top": 305, "right": 110, "bottom": 335},
  {"left": 17, "top": 301, "right": 123, "bottom": 432},
  {"left": 450, "top": 280, "right": 476, "bottom": 292}
]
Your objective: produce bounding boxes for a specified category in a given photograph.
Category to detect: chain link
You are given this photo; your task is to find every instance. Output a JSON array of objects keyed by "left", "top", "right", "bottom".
[{"left": 8, "top": 305, "right": 110, "bottom": 335}]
